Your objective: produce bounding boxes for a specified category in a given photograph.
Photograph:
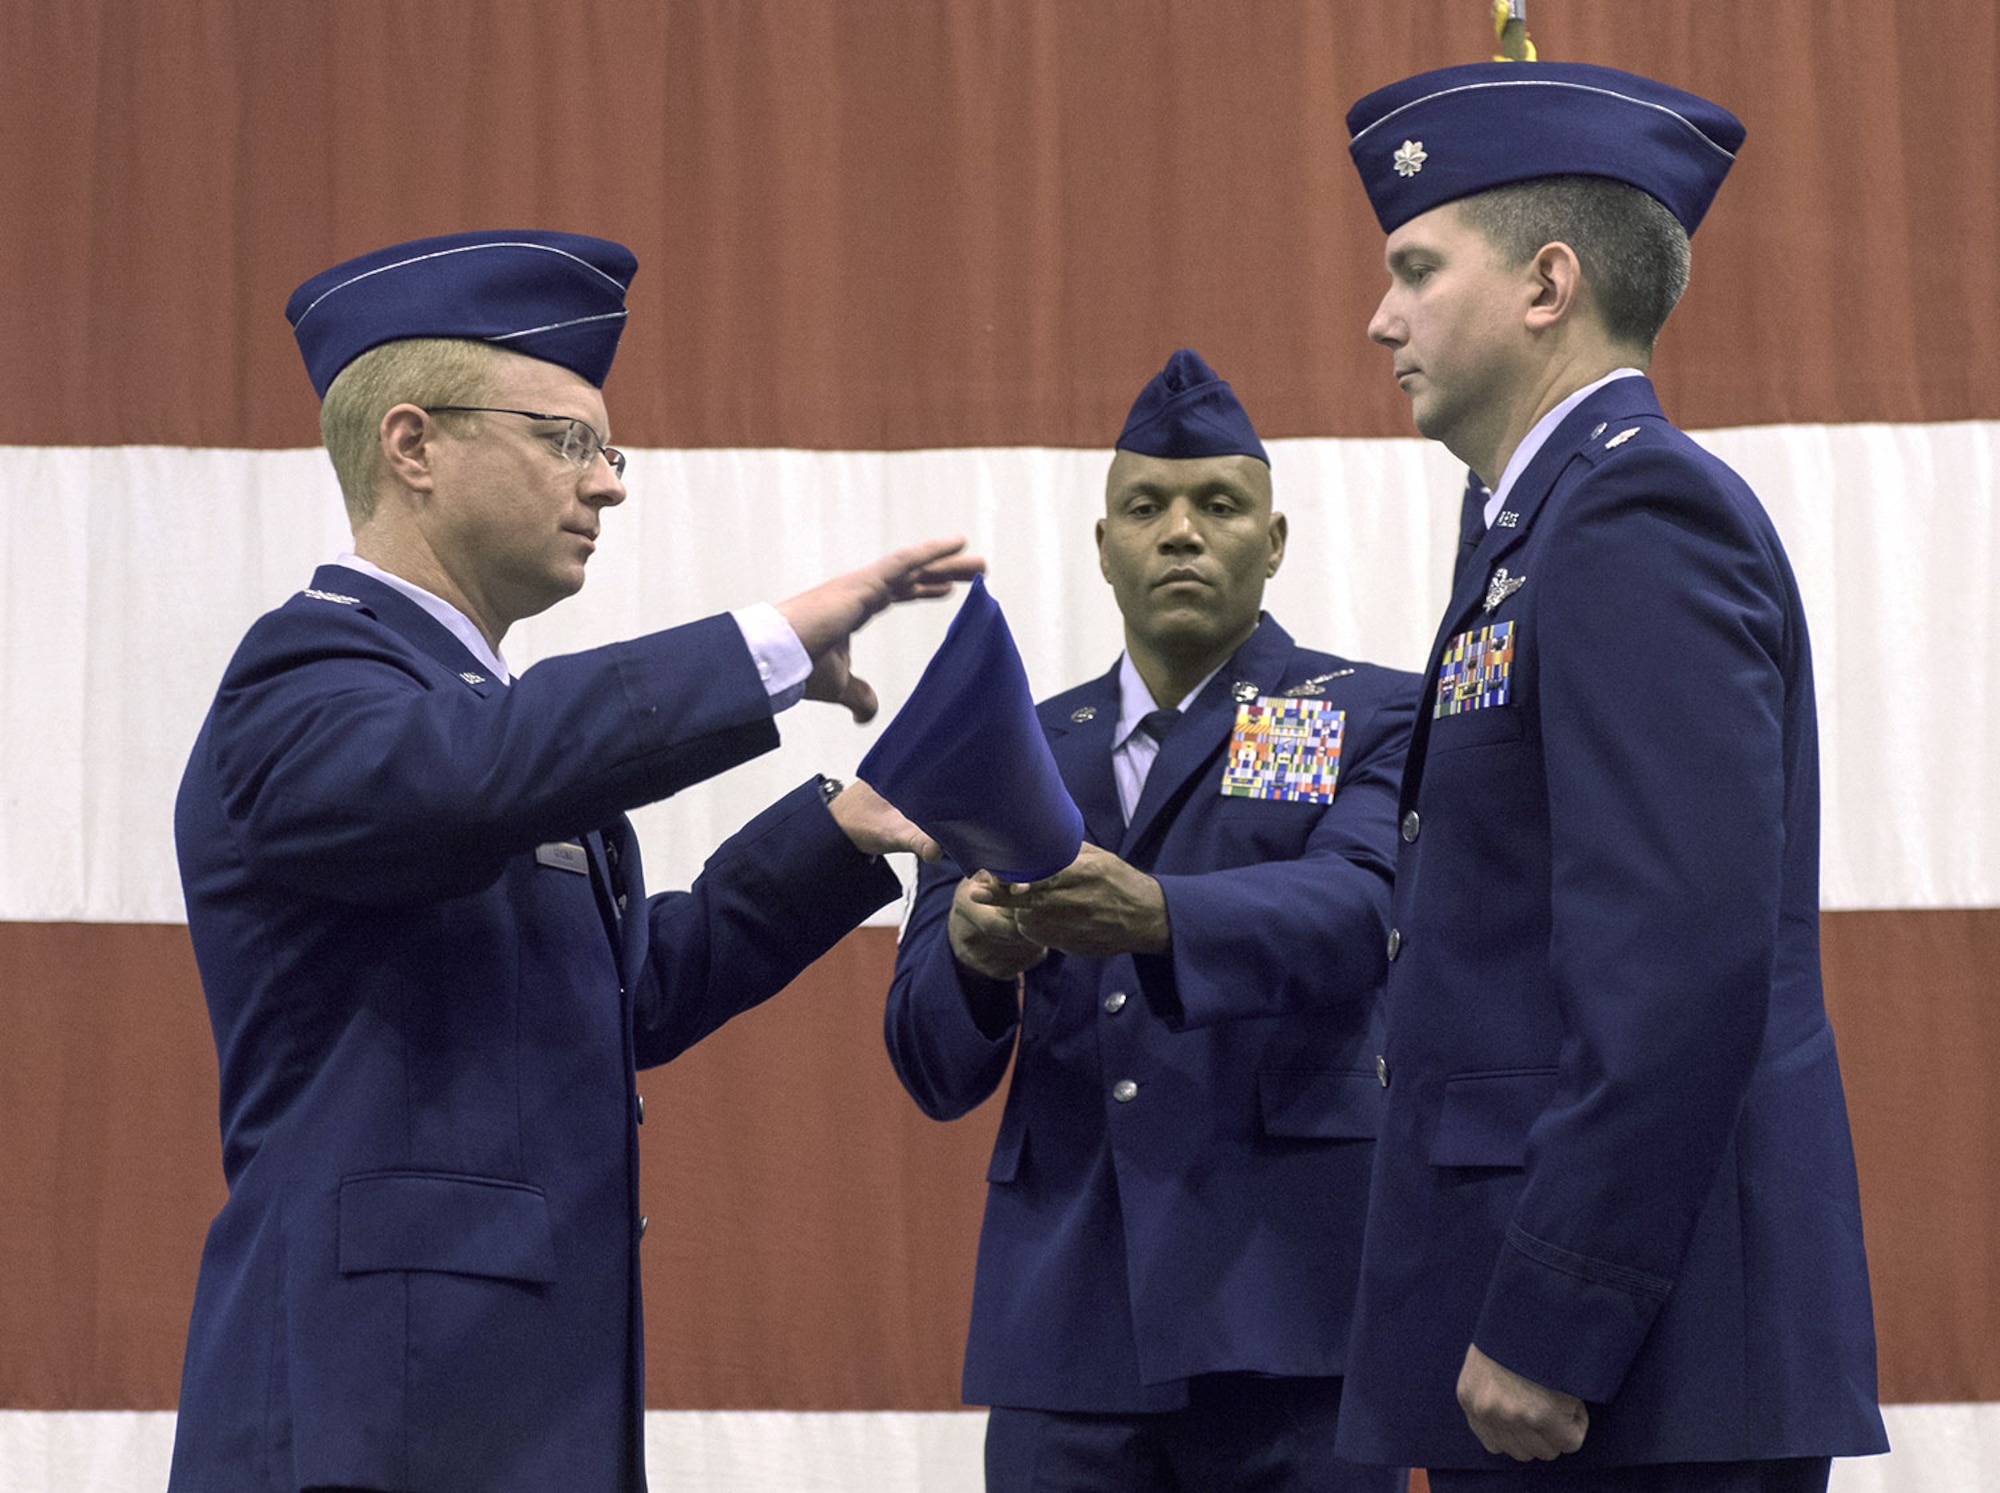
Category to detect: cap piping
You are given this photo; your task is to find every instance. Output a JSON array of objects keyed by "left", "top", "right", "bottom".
[
  {"left": 488, "top": 310, "right": 630, "bottom": 342},
  {"left": 1350, "top": 78, "right": 1738, "bottom": 162},
  {"left": 291, "top": 240, "right": 632, "bottom": 329}
]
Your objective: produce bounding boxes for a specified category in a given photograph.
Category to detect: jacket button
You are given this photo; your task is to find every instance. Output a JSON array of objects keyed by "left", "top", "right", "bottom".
[
  {"left": 636, "top": 1094, "right": 645, "bottom": 1125},
  {"left": 1387, "top": 927, "right": 1403, "bottom": 961},
  {"left": 638, "top": 1214, "right": 649, "bottom": 1239},
  {"left": 1401, "top": 810, "right": 1421, "bottom": 842},
  {"left": 1376, "top": 1054, "right": 1390, "bottom": 1088},
  {"left": 1112, "top": 1079, "right": 1139, "bottom": 1103},
  {"left": 1103, "top": 990, "right": 1128, "bottom": 1014}
]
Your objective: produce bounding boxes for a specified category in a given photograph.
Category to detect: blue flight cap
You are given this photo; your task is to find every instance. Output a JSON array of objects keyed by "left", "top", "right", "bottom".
[
  {"left": 1346, "top": 62, "right": 1744, "bottom": 236},
  {"left": 286, "top": 230, "right": 639, "bottom": 397},
  {"left": 1115, "top": 349, "right": 1270, "bottom": 466},
  {"left": 859, "top": 575, "right": 1085, "bottom": 883}
]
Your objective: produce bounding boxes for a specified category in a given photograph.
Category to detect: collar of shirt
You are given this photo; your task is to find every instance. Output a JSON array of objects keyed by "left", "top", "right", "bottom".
[
  {"left": 1110, "top": 652, "right": 1222, "bottom": 822},
  {"left": 1482, "top": 367, "right": 1644, "bottom": 529},
  {"left": 331, "top": 552, "right": 512, "bottom": 685},
  {"left": 1112, "top": 652, "right": 1218, "bottom": 748}
]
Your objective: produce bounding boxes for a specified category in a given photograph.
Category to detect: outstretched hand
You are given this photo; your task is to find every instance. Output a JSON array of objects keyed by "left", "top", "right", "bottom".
[
  {"left": 777, "top": 538, "right": 985, "bottom": 723},
  {"left": 1457, "top": 1344, "right": 1589, "bottom": 1462},
  {"left": 825, "top": 778, "right": 945, "bottom": 861}
]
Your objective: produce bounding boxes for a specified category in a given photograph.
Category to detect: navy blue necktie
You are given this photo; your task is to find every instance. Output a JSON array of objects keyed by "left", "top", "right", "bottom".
[
  {"left": 1139, "top": 708, "right": 1181, "bottom": 744},
  {"left": 1454, "top": 467, "right": 1489, "bottom": 590}
]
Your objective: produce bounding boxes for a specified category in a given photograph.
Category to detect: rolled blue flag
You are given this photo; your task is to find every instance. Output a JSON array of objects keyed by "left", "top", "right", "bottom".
[{"left": 859, "top": 575, "right": 1084, "bottom": 882}]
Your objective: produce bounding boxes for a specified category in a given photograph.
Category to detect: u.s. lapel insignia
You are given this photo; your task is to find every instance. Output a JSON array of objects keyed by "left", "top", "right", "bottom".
[
  {"left": 1393, "top": 140, "right": 1428, "bottom": 177},
  {"left": 1069, "top": 705, "right": 1097, "bottom": 723},
  {"left": 1589, "top": 422, "right": 1607, "bottom": 441},
  {"left": 1604, "top": 426, "right": 1641, "bottom": 450},
  {"left": 1482, "top": 567, "right": 1526, "bottom": 613},
  {"left": 1283, "top": 667, "right": 1357, "bottom": 698},
  {"left": 1220, "top": 697, "right": 1345, "bottom": 804},
  {"left": 1494, "top": 510, "right": 1520, "bottom": 528},
  {"left": 1231, "top": 680, "right": 1260, "bottom": 704}
]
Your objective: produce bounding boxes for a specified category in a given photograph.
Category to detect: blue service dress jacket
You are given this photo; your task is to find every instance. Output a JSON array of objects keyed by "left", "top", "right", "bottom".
[
  {"left": 886, "top": 617, "right": 1420, "bottom": 1412},
  {"left": 1335, "top": 379, "right": 1889, "bottom": 1470},
  {"left": 168, "top": 565, "right": 901, "bottom": 1493}
]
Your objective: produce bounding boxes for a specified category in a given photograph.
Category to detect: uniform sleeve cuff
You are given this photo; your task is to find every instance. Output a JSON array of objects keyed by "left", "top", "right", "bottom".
[{"left": 731, "top": 602, "right": 811, "bottom": 711}]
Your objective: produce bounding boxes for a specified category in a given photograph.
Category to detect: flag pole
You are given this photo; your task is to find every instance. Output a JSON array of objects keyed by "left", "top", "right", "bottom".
[{"left": 1493, "top": 0, "right": 1536, "bottom": 62}]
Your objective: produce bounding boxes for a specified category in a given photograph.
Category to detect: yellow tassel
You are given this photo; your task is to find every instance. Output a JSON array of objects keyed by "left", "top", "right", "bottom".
[{"left": 1492, "top": 0, "right": 1537, "bottom": 61}]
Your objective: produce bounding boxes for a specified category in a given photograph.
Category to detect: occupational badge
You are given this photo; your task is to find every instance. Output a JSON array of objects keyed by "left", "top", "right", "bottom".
[
  {"left": 1434, "top": 621, "right": 1516, "bottom": 718},
  {"left": 1069, "top": 706, "right": 1098, "bottom": 723},
  {"left": 1231, "top": 680, "right": 1260, "bottom": 703},
  {"left": 1219, "top": 697, "right": 1344, "bottom": 804},
  {"left": 1482, "top": 567, "right": 1525, "bottom": 613},
  {"left": 1282, "top": 667, "right": 1356, "bottom": 698}
]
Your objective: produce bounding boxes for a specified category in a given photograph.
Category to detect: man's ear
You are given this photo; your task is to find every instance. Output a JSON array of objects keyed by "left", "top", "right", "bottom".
[
  {"left": 1265, "top": 510, "right": 1288, "bottom": 578},
  {"left": 1524, "top": 240, "right": 1583, "bottom": 334},
  {"left": 1095, "top": 516, "right": 1111, "bottom": 581},
  {"left": 379, "top": 404, "right": 438, "bottom": 494}
]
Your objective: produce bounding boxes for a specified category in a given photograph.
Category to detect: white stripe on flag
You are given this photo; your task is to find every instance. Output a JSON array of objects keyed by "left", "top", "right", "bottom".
[
  {"left": 2, "top": 425, "right": 1995, "bottom": 924},
  {"left": 0, "top": 1406, "right": 1987, "bottom": 1491}
]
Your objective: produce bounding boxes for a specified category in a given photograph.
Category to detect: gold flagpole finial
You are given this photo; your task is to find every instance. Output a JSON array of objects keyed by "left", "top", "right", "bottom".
[{"left": 1492, "top": 0, "right": 1536, "bottom": 61}]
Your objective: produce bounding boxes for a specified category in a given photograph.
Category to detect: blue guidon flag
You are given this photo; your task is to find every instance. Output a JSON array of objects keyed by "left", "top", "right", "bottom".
[{"left": 860, "top": 575, "right": 1084, "bottom": 883}]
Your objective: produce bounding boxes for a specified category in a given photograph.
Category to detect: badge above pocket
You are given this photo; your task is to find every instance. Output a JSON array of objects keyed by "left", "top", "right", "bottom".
[{"left": 1219, "top": 697, "right": 1344, "bottom": 804}]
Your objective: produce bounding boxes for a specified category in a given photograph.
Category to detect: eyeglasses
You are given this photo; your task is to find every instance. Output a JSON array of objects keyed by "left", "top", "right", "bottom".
[{"left": 422, "top": 406, "right": 627, "bottom": 480}]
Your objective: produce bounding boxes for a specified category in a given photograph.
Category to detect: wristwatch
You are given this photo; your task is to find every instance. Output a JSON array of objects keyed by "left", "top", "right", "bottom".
[{"left": 818, "top": 775, "right": 845, "bottom": 806}]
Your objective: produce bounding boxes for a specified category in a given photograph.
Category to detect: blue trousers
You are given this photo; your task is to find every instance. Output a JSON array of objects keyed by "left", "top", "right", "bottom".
[{"left": 985, "top": 1373, "right": 1402, "bottom": 1493}]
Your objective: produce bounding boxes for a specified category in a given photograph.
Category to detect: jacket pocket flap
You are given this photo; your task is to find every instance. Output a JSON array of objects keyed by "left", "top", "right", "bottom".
[
  {"left": 1258, "top": 1068, "right": 1384, "bottom": 1140},
  {"left": 1430, "top": 1068, "right": 1559, "bottom": 1168},
  {"left": 339, "top": 1171, "right": 557, "bottom": 1282}
]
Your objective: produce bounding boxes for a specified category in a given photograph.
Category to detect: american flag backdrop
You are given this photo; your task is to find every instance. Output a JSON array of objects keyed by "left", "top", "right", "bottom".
[{"left": 3, "top": 4, "right": 1995, "bottom": 1488}]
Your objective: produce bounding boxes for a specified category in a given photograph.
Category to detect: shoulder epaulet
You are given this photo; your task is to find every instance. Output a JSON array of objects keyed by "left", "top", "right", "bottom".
[{"left": 1578, "top": 415, "right": 1672, "bottom": 466}]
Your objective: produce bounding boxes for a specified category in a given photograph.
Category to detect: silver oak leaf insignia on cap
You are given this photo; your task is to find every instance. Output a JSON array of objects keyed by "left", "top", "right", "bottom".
[{"left": 1393, "top": 140, "right": 1428, "bottom": 177}]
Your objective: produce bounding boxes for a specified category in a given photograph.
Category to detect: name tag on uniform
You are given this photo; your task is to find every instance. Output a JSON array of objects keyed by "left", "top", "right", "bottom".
[
  {"left": 535, "top": 841, "right": 590, "bottom": 874},
  {"left": 1219, "top": 698, "right": 1344, "bottom": 804},
  {"left": 1435, "top": 621, "right": 1516, "bottom": 717}
]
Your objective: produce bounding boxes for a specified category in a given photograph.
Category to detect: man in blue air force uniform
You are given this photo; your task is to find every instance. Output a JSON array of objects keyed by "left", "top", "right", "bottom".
[
  {"left": 886, "top": 351, "right": 1420, "bottom": 1491},
  {"left": 168, "top": 230, "right": 980, "bottom": 1493},
  {"left": 1334, "top": 65, "right": 1889, "bottom": 1490}
]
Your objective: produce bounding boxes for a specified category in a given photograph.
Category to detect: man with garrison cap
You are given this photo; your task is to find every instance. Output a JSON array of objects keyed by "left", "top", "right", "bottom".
[
  {"left": 885, "top": 350, "right": 1419, "bottom": 1491},
  {"left": 167, "top": 230, "right": 980, "bottom": 1493},
  {"left": 1335, "top": 64, "right": 1888, "bottom": 1489}
]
